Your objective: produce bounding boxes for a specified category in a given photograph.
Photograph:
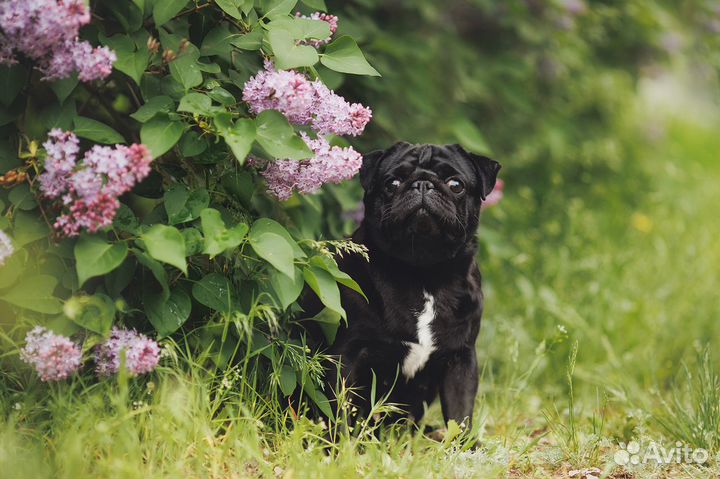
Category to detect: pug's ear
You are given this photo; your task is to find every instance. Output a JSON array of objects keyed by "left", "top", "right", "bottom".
[
  {"left": 360, "top": 142, "right": 413, "bottom": 192},
  {"left": 449, "top": 144, "right": 501, "bottom": 200}
]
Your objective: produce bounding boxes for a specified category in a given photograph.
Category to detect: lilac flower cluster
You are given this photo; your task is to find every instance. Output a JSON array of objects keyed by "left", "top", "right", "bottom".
[
  {"left": 242, "top": 61, "right": 372, "bottom": 138},
  {"left": 0, "top": 230, "right": 13, "bottom": 266},
  {"left": 39, "top": 129, "right": 152, "bottom": 237},
  {"left": 250, "top": 133, "right": 362, "bottom": 201},
  {"left": 20, "top": 326, "right": 160, "bottom": 382},
  {"left": 295, "top": 11, "right": 339, "bottom": 47},
  {"left": 21, "top": 326, "right": 82, "bottom": 382},
  {"left": 0, "top": 0, "right": 115, "bottom": 81},
  {"left": 94, "top": 327, "right": 161, "bottom": 377}
]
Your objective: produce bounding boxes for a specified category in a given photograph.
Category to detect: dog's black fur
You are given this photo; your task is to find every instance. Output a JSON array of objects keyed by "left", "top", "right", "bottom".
[{"left": 305, "top": 142, "right": 500, "bottom": 427}]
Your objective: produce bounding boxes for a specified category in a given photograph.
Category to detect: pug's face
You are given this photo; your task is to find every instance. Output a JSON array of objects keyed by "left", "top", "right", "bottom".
[{"left": 360, "top": 143, "right": 500, "bottom": 266}]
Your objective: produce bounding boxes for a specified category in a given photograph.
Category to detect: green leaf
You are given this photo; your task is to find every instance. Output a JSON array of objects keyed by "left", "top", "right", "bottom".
[
  {"left": 182, "top": 227, "right": 203, "bottom": 256},
  {"left": 0, "top": 65, "right": 27, "bottom": 107},
  {"left": 75, "top": 236, "right": 129, "bottom": 287},
  {"left": 320, "top": 36, "right": 380, "bottom": 76},
  {"left": 0, "top": 250, "right": 24, "bottom": 289},
  {"left": 73, "top": 117, "right": 125, "bottom": 144},
  {"left": 49, "top": 76, "right": 78, "bottom": 104},
  {"left": 177, "top": 92, "right": 215, "bottom": 115},
  {"left": 250, "top": 218, "right": 305, "bottom": 258},
  {"left": 192, "top": 273, "right": 237, "bottom": 312},
  {"left": 269, "top": 266, "right": 304, "bottom": 310},
  {"left": 230, "top": 29, "right": 263, "bottom": 50},
  {"left": 262, "top": 0, "right": 298, "bottom": 19},
  {"left": 267, "top": 29, "right": 318, "bottom": 70},
  {"left": 254, "top": 110, "right": 312, "bottom": 160},
  {"left": 142, "top": 224, "right": 187, "bottom": 274},
  {"left": 303, "top": 266, "right": 345, "bottom": 319},
  {"left": 310, "top": 307, "right": 342, "bottom": 344},
  {"left": 279, "top": 365, "right": 296, "bottom": 396},
  {"left": 164, "top": 185, "right": 210, "bottom": 224},
  {"left": 0, "top": 274, "right": 63, "bottom": 314},
  {"left": 201, "top": 25, "right": 240, "bottom": 56},
  {"left": 153, "top": 0, "right": 188, "bottom": 26},
  {"left": 249, "top": 230, "right": 295, "bottom": 279},
  {"left": 8, "top": 184, "right": 37, "bottom": 211},
  {"left": 200, "top": 208, "right": 249, "bottom": 258},
  {"left": 63, "top": 294, "right": 115, "bottom": 335},
  {"left": 267, "top": 18, "right": 330, "bottom": 41},
  {"left": 179, "top": 130, "right": 208, "bottom": 157},
  {"left": 215, "top": 0, "right": 243, "bottom": 19},
  {"left": 309, "top": 255, "right": 367, "bottom": 301},
  {"left": 215, "top": 113, "right": 256, "bottom": 164},
  {"left": 304, "top": 382, "right": 334, "bottom": 420},
  {"left": 451, "top": 117, "right": 492, "bottom": 154},
  {"left": 99, "top": 32, "right": 149, "bottom": 84},
  {"left": 170, "top": 51, "right": 203, "bottom": 91},
  {"left": 144, "top": 287, "right": 191, "bottom": 337},
  {"left": 140, "top": 115, "right": 185, "bottom": 158},
  {"left": 207, "top": 87, "right": 236, "bottom": 106},
  {"left": 130, "top": 96, "right": 175, "bottom": 122},
  {"left": 135, "top": 249, "right": 170, "bottom": 300},
  {"left": 221, "top": 171, "right": 255, "bottom": 207},
  {"left": 12, "top": 212, "right": 48, "bottom": 247},
  {"left": 301, "top": 0, "right": 326, "bottom": 10}
]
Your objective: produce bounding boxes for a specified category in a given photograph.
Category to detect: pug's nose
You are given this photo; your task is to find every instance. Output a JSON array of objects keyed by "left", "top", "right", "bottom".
[{"left": 410, "top": 180, "right": 434, "bottom": 194}]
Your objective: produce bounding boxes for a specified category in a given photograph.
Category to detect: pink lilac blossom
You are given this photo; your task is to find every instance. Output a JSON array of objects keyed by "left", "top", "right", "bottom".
[
  {"left": 242, "top": 62, "right": 372, "bottom": 137},
  {"left": 483, "top": 178, "right": 504, "bottom": 207},
  {"left": 295, "top": 11, "right": 338, "bottom": 47},
  {"left": 0, "top": 230, "right": 13, "bottom": 265},
  {"left": 20, "top": 326, "right": 82, "bottom": 382},
  {"left": 0, "top": 0, "right": 115, "bottom": 81},
  {"left": 95, "top": 327, "right": 161, "bottom": 377},
  {"left": 252, "top": 133, "right": 363, "bottom": 200},
  {"left": 39, "top": 129, "right": 152, "bottom": 237}
]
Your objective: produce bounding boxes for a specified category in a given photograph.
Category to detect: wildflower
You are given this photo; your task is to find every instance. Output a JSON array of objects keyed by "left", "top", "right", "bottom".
[
  {"left": 0, "top": 0, "right": 115, "bottom": 81},
  {"left": 0, "top": 230, "right": 13, "bottom": 266},
  {"left": 252, "top": 133, "right": 363, "bottom": 200},
  {"left": 39, "top": 130, "right": 152, "bottom": 237},
  {"left": 94, "top": 327, "right": 160, "bottom": 377},
  {"left": 295, "top": 11, "right": 338, "bottom": 47},
  {"left": 483, "top": 178, "right": 504, "bottom": 207},
  {"left": 20, "top": 326, "right": 82, "bottom": 382},
  {"left": 242, "top": 62, "right": 372, "bottom": 137}
]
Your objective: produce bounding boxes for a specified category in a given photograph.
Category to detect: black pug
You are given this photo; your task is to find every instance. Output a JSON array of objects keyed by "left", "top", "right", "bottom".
[{"left": 304, "top": 142, "right": 500, "bottom": 429}]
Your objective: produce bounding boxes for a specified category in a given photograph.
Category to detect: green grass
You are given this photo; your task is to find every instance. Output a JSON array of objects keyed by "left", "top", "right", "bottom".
[{"left": 2, "top": 82, "right": 720, "bottom": 478}]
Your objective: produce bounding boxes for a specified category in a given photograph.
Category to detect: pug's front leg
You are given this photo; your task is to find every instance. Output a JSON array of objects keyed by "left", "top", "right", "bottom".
[{"left": 439, "top": 347, "right": 478, "bottom": 428}]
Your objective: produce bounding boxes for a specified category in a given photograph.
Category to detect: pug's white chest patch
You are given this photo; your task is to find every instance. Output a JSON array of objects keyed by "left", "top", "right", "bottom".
[{"left": 402, "top": 292, "right": 436, "bottom": 380}]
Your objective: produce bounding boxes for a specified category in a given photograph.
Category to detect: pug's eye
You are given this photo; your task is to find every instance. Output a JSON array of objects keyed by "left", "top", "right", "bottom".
[
  {"left": 385, "top": 178, "right": 401, "bottom": 192},
  {"left": 446, "top": 178, "right": 464, "bottom": 194}
]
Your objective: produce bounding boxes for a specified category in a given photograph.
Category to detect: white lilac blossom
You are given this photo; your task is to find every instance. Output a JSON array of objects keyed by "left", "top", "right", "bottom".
[
  {"left": 39, "top": 129, "right": 152, "bottom": 237},
  {"left": 21, "top": 326, "right": 82, "bottom": 381},
  {"left": 0, "top": 0, "right": 115, "bottom": 81},
  {"left": 94, "top": 327, "right": 160, "bottom": 377},
  {"left": 0, "top": 230, "right": 14, "bottom": 266}
]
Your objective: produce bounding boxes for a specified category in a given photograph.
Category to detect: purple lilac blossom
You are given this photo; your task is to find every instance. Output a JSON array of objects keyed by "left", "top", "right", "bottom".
[
  {"left": 251, "top": 133, "right": 363, "bottom": 201},
  {"left": 39, "top": 130, "right": 153, "bottom": 237},
  {"left": 242, "top": 62, "right": 372, "bottom": 137},
  {"left": 95, "top": 327, "right": 160, "bottom": 377},
  {"left": 0, "top": 230, "right": 13, "bottom": 265},
  {"left": 21, "top": 326, "right": 82, "bottom": 382},
  {"left": 0, "top": 0, "right": 115, "bottom": 81},
  {"left": 295, "top": 11, "right": 339, "bottom": 47}
]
